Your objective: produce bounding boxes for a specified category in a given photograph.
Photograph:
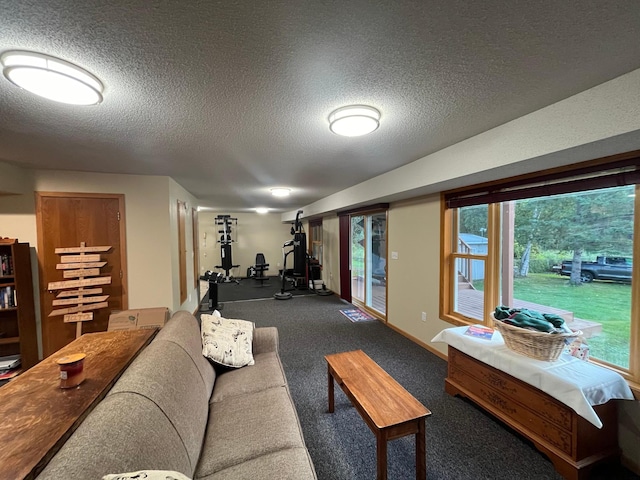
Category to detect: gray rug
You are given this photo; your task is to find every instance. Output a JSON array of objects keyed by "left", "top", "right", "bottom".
[
  {"left": 201, "top": 276, "right": 314, "bottom": 305},
  {"left": 216, "top": 295, "right": 637, "bottom": 480}
]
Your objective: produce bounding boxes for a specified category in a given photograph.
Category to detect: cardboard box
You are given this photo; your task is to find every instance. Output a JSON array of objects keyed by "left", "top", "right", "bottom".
[{"left": 108, "top": 307, "right": 170, "bottom": 332}]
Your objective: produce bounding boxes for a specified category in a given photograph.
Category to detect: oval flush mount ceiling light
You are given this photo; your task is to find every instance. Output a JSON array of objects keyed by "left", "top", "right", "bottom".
[
  {"left": 270, "top": 188, "right": 291, "bottom": 197},
  {"left": 1, "top": 51, "right": 103, "bottom": 105},
  {"left": 255, "top": 207, "right": 269, "bottom": 214},
  {"left": 329, "top": 105, "right": 380, "bottom": 137}
]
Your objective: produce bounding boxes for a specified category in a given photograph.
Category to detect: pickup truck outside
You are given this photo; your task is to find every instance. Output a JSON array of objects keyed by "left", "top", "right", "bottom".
[{"left": 553, "top": 256, "right": 632, "bottom": 283}]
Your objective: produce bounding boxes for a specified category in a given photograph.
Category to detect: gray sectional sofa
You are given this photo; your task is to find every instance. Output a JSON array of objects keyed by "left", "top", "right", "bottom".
[{"left": 37, "top": 310, "right": 317, "bottom": 480}]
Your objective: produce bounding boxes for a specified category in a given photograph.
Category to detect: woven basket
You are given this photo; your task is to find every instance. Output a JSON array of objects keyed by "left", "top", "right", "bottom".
[{"left": 492, "top": 315, "right": 581, "bottom": 362}]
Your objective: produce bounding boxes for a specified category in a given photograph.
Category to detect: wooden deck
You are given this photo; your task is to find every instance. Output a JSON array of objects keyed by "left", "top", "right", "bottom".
[
  {"left": 457, "top": 288, "right": 602, "bottom": 338},
  {"left": 352, "top": 277, "right": 386, "bottom": 315}
]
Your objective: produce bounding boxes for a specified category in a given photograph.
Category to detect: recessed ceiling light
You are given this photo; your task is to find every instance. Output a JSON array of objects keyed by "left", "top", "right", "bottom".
[
  {"left": 329, "top": 105, "right": 380, "bottom": 137},
  {"left": 270, "top": 188, "right": 291, "bottom": 197},
  {"left": 255, "top": 207, "right": 269, "bottom": 214},
  {"left": 1, "top": 50, "right": 103, "bottom": 105}
]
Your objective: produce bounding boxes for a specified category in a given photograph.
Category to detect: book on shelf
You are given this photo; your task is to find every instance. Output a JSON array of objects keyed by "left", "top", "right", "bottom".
[
  {"left": 0, "top": 285, "right": 17, "bottom": 308},
  {"left": 464, "top": 324, "right": 495, "bottom": 340},
  {"left": 0, "top": 368, "right": 20, "bottom": 381},
  {"left": 0, "top": 254, "right": 13, "bottom": 276}
]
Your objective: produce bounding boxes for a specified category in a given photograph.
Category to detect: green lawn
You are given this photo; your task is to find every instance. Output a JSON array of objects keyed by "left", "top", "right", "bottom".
[{"left": 479, "top": 273, "right": 632, "bottom": 367}]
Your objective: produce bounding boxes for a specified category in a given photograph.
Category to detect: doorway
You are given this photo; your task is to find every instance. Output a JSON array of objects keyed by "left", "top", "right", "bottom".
[
  {"left": 36, "top": 192, "right": 128, "bottom": 357},
  {"left": 351, "top": 212, "right": 387, "bottom": 317},
  {"left": 339, "top": 207, "right": 388, "bottom": 318}
]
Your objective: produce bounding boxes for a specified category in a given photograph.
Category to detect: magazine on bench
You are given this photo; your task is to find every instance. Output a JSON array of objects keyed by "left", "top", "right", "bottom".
[{"left": 463, "top": 325, "right": 494, "bottom": 340}]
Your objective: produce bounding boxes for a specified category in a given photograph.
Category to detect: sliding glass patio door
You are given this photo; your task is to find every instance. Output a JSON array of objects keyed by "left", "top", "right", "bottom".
[{"left": 350, "top": 211, "right": 387, "bottom": 317}]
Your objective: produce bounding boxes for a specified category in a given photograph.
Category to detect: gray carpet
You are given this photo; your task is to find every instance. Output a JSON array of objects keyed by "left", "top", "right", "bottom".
[{"left": 215, "top": 295, "right": 638, "bottom": 480}]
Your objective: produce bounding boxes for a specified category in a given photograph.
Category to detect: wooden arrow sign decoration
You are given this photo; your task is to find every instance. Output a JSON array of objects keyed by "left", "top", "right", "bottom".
[{"left": 49, "top": 242, "right": 113, "bottom": 337}]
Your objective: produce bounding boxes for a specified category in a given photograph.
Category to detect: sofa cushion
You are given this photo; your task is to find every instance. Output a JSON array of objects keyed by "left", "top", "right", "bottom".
[
  {"left": 157, "top": 310, "right": 216, "bottom": 393},
  {"left": 210, "top": 351, "right": 286, "bottom": 403},
  {"left": 37, "top": 393, "right": 192, "bottom": 479},
  {"left": 195, "top": 448, "right": 316, "bottom": 480},
  {"left": 108, "top": 340, "right": 211, "bottom": 472},
  {"left": 194, "top": 386, "right": 307, "bottom": 477},
  {"left": 201, "top": 313, "right": 255, "bottom": 368},
  {"left": 252, "top": 326, "right": 279, "bottom": 355}
]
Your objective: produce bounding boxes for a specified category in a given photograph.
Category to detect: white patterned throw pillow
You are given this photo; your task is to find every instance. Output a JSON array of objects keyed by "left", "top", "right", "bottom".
[
  {"left": 102, "top": 471, "right": 191, "bottom": 480},
  {"left": 201, "top": 312, "right": 255, "bottom": 368}
]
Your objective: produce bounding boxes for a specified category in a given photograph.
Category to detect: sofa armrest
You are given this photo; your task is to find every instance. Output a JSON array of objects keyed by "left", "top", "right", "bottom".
[{"left": 253, "top": 327, "right": 279, "bottom": 355}]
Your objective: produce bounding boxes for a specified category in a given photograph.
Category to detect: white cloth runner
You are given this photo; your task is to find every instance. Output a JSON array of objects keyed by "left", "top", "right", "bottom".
[{"left": 432, "top": 326, "right": 634, "bottom": 428}]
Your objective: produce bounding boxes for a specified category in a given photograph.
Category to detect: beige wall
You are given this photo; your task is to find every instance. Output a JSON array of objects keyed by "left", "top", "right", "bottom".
[
  {"left": 198, "top": 211, "right": 292, "bottom": 280},
  {"left": 0, "top": 160, "right": 33, "bottom": 195},
  {"left": 386, "top": 195, "right": 451, "bottom": 352}
]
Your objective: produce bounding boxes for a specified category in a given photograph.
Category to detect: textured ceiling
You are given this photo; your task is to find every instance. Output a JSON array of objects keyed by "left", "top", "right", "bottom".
[{"left": 1, "top": 1, "right": 640, "bottom": 212}]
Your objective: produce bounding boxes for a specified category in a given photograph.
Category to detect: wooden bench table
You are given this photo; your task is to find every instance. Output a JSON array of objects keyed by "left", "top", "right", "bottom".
[
  {"left": 325, "top": 349, "right": 432, "bottom": 480},
  {"left": 0, "top": 328, "right": 157, "bottom": 480}
]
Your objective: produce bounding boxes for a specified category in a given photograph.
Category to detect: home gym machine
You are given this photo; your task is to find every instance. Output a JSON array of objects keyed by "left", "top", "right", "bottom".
[
  {"left": 274, "top": 210, "right": 332, "bottom": 299},
  {"left": 215, "top": 214, "right": 240, "bottom": 283},
  {"left": 275, "top": 210, "right": 305, "bottom": 300},
  {"left": 274, "top": 239, "right": 295, "bottom": 300}
]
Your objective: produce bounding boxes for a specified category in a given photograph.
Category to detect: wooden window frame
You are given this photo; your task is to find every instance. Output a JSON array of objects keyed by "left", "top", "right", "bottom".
[{"left": 440, "top": 152, "right": 640, "bottom": 389}]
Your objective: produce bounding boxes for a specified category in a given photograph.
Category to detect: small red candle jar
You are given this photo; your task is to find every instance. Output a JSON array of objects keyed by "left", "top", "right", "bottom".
[{"left": 56, "top": 353, "right": 86, "bottom": 388}]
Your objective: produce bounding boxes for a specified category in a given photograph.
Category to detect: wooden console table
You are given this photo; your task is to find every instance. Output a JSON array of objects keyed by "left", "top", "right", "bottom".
[
  {"left": 326, "top": 349, "right": 432, "bottom": 480},
  {"left": 445, "top": 346, "right": 619, "bottom": 480},
  {"left": 0, "top": 328, "right": 157, "bottom": 480}
]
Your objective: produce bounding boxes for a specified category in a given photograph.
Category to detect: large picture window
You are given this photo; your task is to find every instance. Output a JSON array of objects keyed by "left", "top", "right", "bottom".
[{"left": 441, "top": 154, "right": 640, "bottom": 386}]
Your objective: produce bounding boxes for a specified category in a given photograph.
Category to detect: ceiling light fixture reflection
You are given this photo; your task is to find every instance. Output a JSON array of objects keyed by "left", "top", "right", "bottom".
[
  {"left": 329, "top": 105, "right": 380, "bottom": 137},
  {"left": 1, "top": 50, "right": 103, "bottom": 105},
  {"left": 255, "top": 207, "right": 269, "bottom": 214},
  {"left": 270, "top": 188, "right": 291, "bottom": 197}
]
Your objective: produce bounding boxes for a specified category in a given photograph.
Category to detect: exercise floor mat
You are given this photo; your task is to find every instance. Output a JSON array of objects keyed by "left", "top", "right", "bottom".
[{"left": 339, "top": 308, "right": 377, "bottom": 322}]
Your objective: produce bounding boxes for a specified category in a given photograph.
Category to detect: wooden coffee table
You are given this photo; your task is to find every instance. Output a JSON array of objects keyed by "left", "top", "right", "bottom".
[{"left": 325, "top": 349, "right": 432, "bottom": 480}]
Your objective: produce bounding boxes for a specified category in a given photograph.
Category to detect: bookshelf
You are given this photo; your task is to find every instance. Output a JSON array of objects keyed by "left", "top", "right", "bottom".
[{"left": 0, "top": 238, "right": 38, "bottom": 371}]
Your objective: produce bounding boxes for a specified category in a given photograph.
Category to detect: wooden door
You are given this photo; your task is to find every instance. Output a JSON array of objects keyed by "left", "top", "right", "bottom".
[
  {"left": 191, "top": 207, "right": 199, "bottom": 289},
  {"left": 178, "top": 200, "right": 187, "bottom": 304},
  {"left": 36, "top": 193, "right": 128, "bottom": 358}
]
